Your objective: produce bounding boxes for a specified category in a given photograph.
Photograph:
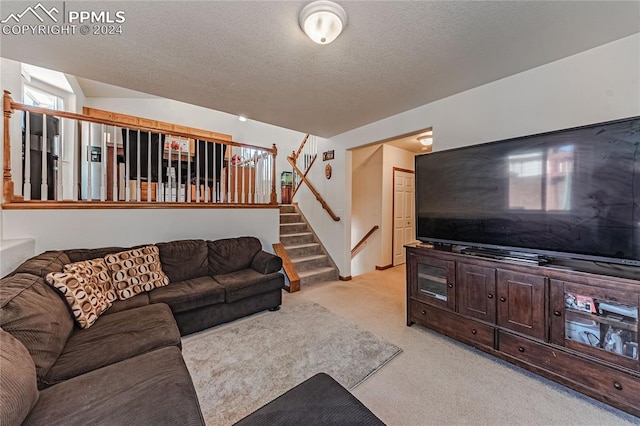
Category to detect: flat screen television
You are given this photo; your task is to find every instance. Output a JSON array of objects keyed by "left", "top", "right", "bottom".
[{"left": 415, "top": 116, "right": 640, "bottom": 266}]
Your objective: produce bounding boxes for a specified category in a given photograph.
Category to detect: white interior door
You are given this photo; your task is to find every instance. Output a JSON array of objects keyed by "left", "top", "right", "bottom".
[{"left": 393, "top": 170, "right": 415, "bottom": 266}]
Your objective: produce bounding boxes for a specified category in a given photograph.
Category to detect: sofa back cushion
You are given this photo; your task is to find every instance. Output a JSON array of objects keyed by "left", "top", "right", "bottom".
[
  {"left": 156, "top": 239, "right": 208, "bottom": 282},
  {"left": 64, "top": 246, "right": 130, "bottom": 263},
  {"left": 0, "top": 273, "right": 74, "bottom": 388},
  {"left": 0, "top": 328, "right": 39, "bottom": 426},
  {"left": 207, "top": 237, "right": 262, "bottom": 275},
  {"left": 12, "top": 251, "right": 70, "bottom": 280}
]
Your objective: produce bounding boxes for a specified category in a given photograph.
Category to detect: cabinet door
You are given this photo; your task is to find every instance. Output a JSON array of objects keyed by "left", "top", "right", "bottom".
[
  {"left": 496, "top": 269, "right": 548, "bottom": 341},
  {"left": 550, "top": 279, "right": 639, "bottom": 371},
  {"left": 409, "top": 252, "right": 456, "bottom": 311},
  {"left": 457, "top": 263, "right": 496, "bottom": 323}
]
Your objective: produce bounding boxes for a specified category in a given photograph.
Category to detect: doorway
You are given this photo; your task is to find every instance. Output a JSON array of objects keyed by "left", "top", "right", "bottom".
[{"left": 392, "top": 168, "right": 415, "bottom": 266}]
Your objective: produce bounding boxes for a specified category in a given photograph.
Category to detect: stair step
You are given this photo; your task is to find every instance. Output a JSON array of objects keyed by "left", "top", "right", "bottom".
[
  {"left": 280, "top": 213, "right": 302, "bottom": 223},
  {"left": 283, "top": 242, "right": 322, "bottom": 257},
  {"left": 279, "top": 205, "right": 297, "bottom": 214},
  {"left": 280, "top": 222, "right": 308, "bottom": 234},
  {"left": 291, "top": 254, "right": 330, "bottom": 272},
  {"left": 280, "top": 232, "right": 315, "bottom": 245},
  {"left": 299, "top": 267, "right": 339, "bottom": 286}
]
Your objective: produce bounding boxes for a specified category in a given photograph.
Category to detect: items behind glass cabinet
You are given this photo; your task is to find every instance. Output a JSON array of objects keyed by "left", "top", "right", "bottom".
[{"left": 564, "top": 293, "right": 638, "bottom": 360}]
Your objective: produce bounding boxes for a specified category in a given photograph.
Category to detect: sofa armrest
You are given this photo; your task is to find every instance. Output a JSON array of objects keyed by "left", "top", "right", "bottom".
[{"left": 251, "top": 251, "right": 282, "bottom": 274}]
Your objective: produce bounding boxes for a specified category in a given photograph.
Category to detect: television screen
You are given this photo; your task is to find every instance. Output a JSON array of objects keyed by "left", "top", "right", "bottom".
[{"left": 415, "top": 117, "right": 640, "bottom": 266}]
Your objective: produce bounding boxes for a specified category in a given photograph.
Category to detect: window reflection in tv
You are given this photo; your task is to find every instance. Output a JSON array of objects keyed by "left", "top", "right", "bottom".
[{"left": 415, "top": 116, "right": 640, "bottom": 265}]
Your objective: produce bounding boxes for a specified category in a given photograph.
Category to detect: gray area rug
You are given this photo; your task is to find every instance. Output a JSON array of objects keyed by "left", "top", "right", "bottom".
[{"left": 182, "top": 302, "right": 402, "bottom": 425}]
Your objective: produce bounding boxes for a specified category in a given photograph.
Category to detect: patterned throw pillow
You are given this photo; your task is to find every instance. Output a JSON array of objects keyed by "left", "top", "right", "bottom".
[
  {"left": 104, "top": 245, "right": 170, "bottom": 300},
  {"left": 64, "top": 258, "right": 118, "bottom": 303},
  {"left": 45, "top": 271, "right": 111, "bottom": 329}
]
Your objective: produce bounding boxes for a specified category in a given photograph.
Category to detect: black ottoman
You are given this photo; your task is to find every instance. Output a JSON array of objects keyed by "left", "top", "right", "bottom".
[{"left": 234, "top": 373, "right": 385, "bottom": 425}]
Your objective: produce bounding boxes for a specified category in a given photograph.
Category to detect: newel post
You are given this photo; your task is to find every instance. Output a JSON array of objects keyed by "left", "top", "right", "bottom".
[
  {"left": 3, "top": 90, "right": 15, "bottom": 203},
  {"left": 270, "top": 144, "right": 278, "bottom": 205}
]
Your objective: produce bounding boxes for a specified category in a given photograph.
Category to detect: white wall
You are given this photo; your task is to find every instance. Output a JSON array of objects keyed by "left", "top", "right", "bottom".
[
  {"left": 307, "top": 34, "right": 640, "bottom": 277},
  {"left": 2, "top": 208, "right": 279, "bottom": 254},
  {"left": 351, "top": 145, "right": 383, "bottom": 276}
]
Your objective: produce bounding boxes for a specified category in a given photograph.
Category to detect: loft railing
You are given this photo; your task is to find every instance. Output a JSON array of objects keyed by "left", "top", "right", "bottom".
[{"left": 2, "top": 91, "right": 278, "bottom": 207}]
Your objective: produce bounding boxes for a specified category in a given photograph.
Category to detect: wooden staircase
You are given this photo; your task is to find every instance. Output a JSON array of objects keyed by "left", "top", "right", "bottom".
[{"left": 278, "top": 204, "right": 338, "bottom": 291}]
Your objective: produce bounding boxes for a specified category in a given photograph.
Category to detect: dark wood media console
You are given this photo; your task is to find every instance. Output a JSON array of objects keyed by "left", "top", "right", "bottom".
[{"left": 406, "top": 243, "right": 640, "bottom": 417}]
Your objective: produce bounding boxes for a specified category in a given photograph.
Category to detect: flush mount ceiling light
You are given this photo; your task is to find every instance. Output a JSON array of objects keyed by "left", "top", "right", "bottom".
[
  {"left": 299, "top": 1, "right": 347, "bottom": 45},
  {"left": 238, "top": 116, "right": 247, "bottom": 122},
  {"left": 418, "top": 136, "right": 433, "bottom": 146}
]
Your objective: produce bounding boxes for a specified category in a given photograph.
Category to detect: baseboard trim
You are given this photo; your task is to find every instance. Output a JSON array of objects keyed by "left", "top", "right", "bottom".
[
  {"left": 375, "top": 264, "right": 393, "bottom": 271},
  {"left": 339, "top": 275, "right": 352, "bottom": 281}
]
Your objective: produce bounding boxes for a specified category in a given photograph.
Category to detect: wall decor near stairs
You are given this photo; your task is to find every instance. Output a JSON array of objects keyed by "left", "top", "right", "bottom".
[{"left": 276, "top": 204, "right": 338, "bottom": 292}]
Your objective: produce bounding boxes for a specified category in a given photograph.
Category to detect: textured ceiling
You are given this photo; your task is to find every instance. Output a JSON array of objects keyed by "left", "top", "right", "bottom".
[{"left": 1, "top": 1, "right": 639, "bottom": 137}]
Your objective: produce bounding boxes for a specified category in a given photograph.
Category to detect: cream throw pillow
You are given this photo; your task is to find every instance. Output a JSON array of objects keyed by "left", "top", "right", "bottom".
[
  {"left": 64, "top": 257, "right": 118, "bottom": 303},
  {"left": 104, "top": 245, "right": 170, "bottom": 300},
  {"left": 45, "top": 271, "right": 111, "bottom": 329}
]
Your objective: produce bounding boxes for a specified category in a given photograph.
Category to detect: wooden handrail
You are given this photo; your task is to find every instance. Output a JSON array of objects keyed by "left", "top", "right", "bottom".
[
  {"left": 291, "top": 153, "right": 317, "bottom": 198},
  {"left": 292, "top": 133, "right": 309, "bottom": 161},
  {"left": 351, "top": 225, "right": 379, "bottom": 254},
  {"left": 11, "top": 101, "right": 273, "bottom": 152},
  {"left": 287, "top": 156, "right": 340, "bottom": 222},
  {"left": 273, "top": 242, "right": 300, "bottom": 292}
]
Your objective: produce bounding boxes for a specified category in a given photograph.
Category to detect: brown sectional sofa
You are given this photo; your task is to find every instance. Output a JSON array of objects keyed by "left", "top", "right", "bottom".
[{"left": 0, "top": 237, "right": 284, "bottom": 426}]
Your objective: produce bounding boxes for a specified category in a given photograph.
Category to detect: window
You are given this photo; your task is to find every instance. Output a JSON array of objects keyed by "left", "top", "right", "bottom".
[{"left": 23, "top": 84, "right": 63, "bottom": 110}]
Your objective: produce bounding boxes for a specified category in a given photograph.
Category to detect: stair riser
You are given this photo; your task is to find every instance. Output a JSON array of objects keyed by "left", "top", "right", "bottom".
[
  {"left": 293, "top": 257, "right": 332, "bottom": 272},
  {"left": 280, "top": 214, "right": 302, "bottom": 224},
  {"left": 279, "top": 205, "right": 297, "bottom": 214},
  {"left": 285, "top": 245, "right": 322, "bottom": 257},
  {"left": 280, "top": 223, "right": 309, "bottom": 234},
  {"left": 280, "top": 234, "right": 315, "bottom": 245},
  {"left": 300, "top": 269, "right": 339, "bottom": 286}
]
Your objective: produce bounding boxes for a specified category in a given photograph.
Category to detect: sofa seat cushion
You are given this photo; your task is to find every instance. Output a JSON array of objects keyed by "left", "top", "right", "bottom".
[
  {"left": 103, "top": 292, "right": 149, "bottom": 315},
  {"left": 0, "top": 273, "right": 74, "bottom": 388},
  {"left": 157, "top": 239, "right": 208, "bottom": 282},
  {"left": 23, "top": 346, "right": 205, "bottom": 426},
  {"left": 42, "top": 303, "right": 180, "bottom": 387},
  {"left": 149, "top": 276, "right": 225, "bottom": 313},
  {"left": 214, "top": 269, "right": 284, "bottom": 303},
  {"left": 0, "top": 328, "right": 39, "bottom": 426}
]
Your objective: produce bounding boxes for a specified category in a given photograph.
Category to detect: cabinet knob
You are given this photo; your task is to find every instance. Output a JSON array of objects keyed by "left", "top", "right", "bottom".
[
  {"left": 518, "top": 346, "right": 525, "bottom": 353},
  {"left": 553, "top": 311, "right": 562, "bottom": 317},
  {"left": 421, "top": 310, "right": 427, "bottom": 316},
  {"left": 448, "top": 283, "right": 453, "bottom": 288},
  {"left": 613, "top": 382, "right": 623, "bottom": 391},
  {"left": 487, "top": 294, "right": 494, "bottom": 299},
  {"left": 500, "top": 297, "right": 506, "bottom": 302},
  {"left": 471, "top": 329, "right": 477, "bottom": 335}
]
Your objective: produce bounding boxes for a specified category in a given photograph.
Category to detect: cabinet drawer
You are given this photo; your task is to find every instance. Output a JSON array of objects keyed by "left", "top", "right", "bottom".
[
  {"left": 499, "top": 331, "right": 640, "bottom": 410},
  {"left": 411, "top": 300, "right": 494, "bottom": 350}
]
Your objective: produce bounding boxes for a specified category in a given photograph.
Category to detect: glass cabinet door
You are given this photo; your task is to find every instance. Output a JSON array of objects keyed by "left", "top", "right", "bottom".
[
  {"left": 552, "top": 280, "right": 639, "bottom": 369},
  {"left": 409, "top": 253, "right": 455, "bottom": 310}
]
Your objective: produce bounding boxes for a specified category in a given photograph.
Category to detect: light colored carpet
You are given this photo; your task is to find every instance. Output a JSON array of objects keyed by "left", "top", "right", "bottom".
[{"left": 181, "top": 301, "right": 402, "bottom": 426}]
